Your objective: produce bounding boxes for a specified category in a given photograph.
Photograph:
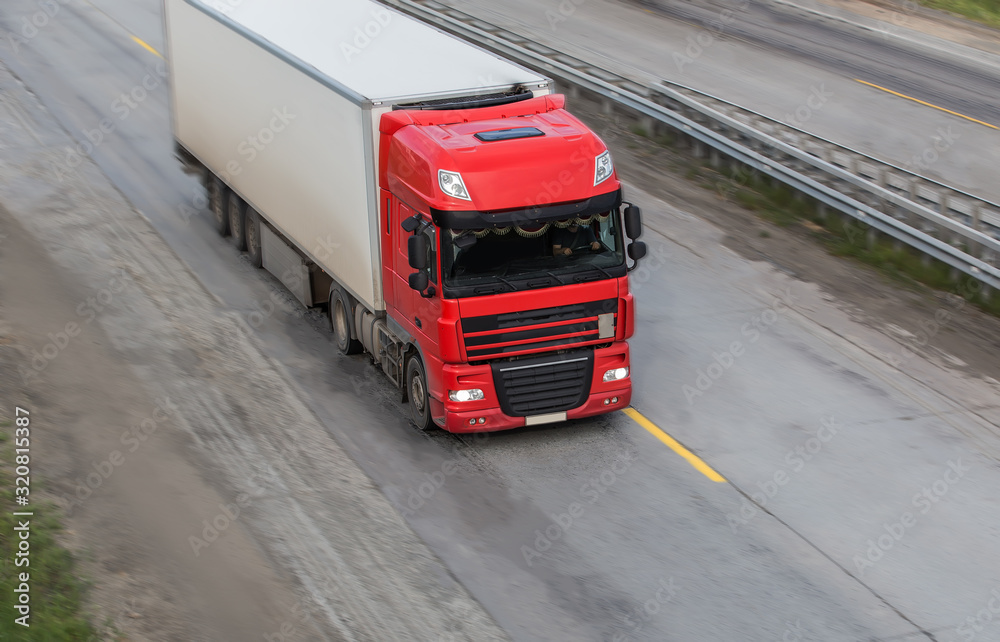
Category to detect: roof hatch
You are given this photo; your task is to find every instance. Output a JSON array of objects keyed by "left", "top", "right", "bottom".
[{"left": 474, "top": 127, "right": 545, "bottom": 142}]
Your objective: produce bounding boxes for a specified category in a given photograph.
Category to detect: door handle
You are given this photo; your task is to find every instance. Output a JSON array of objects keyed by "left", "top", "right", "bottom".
[{"left": 414, "top": 317, "right": 422, "bottom": 329}]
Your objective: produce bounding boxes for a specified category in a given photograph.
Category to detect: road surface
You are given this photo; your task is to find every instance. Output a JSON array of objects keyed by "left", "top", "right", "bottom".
[{"left": 0, "top": 0, "right": 998, "bottom": 640}]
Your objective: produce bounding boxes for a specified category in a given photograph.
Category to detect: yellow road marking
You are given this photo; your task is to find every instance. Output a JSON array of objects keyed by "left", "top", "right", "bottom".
[
  {"left": 853, "top": 78, "right": 998, "bottom": 130},
  {"left": 624, "top": 407, "right": 726, "bottom": 482},
  {"left": 132, "top": 36, "right": 163, "bottom": 59}
]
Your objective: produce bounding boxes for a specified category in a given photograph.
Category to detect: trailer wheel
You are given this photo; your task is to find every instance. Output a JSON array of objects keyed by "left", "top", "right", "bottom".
[
  {"left": 405, "top": 356, "right": 432, "bottom": 431},
  {"left": 245, "top": 207, "right": 263, "bottom": 268},
  {"left": 228, "top": 194, "right": 247, "bottom": 251},
  {"left": 329, "top": 288, "right": 363, "bottom": 355},
  {"left": 208, "top": 176, "right": 230, "bottom": 236}
]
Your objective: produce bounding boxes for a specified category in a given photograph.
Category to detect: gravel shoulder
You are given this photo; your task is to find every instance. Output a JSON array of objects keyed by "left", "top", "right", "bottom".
[{"left": 0, "top": 57, "right": 507, "bottom": 642}]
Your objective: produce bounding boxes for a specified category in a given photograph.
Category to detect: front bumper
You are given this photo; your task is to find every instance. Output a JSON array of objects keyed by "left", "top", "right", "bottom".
[{"left": 437, "top": 343, "right": 631, "bottom": 433}]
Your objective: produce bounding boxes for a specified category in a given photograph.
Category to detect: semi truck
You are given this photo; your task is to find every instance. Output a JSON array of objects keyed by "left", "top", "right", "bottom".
[{"left": 165, "top": 0, "right": 647, "bottom": 432}]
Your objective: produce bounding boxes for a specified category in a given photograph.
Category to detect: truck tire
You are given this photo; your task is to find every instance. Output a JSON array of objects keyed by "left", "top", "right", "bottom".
[
  {"left": 228, "top": 194, "right": 248, "bottom": 251},
  {"left": 245, "top": 206, "right": 263, "bottom": 268},
  {"left": 405, "top": 356, "right": 433, "bottom": 431},
  {"left": 208, "top": 176, "right": 230, "bottom": 236},
  {"left": 329, "top": 288, "right": 363, "bottom": 355}
]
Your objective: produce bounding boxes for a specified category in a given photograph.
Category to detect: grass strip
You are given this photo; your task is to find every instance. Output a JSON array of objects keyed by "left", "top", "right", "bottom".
[
  {"left": 917, "top": 0, "right": 1000, "bottom": 30},
  {"left": 695, "top": 163, "right": 1000, "bottom": 316},
  {"left": 0, "top": 424, "right": 96, "bottom": 641}
]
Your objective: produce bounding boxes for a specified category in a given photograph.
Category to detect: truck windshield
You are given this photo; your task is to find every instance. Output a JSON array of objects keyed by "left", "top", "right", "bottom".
[{"left": 440, "top": 211, "right": 626, "bottom": 297}]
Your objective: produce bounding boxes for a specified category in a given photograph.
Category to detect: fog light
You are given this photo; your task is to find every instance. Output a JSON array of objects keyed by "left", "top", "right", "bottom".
[
  {"left": 603, "top": 367, "right": 629, "bottom": 382},
  {"left": 612, "top": 396, "right": 619, "bottom": 404},
  {"left": 478, "top": 418, "right": 486, "bottom": 424},
  {"left": 603, "top": 398, "right": 611, "bottom": 405},
  {"left": 449, "top": 388, "right": 484, "bottom": 402},
  {"left": 469, "top": 418, "right": 477, "bottom": 425}
]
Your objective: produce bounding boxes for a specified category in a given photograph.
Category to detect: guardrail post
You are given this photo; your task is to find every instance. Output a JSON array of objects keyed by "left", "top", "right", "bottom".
[{"left": 639, "top": 115, "right": 654, "bottom": 138}]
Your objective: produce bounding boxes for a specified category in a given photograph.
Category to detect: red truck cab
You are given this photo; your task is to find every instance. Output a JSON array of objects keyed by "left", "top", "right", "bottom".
[{"left": 378, "top": 94, "right": 644, "bottom": 432}]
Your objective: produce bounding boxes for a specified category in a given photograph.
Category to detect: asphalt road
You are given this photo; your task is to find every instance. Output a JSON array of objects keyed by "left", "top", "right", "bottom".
[
  {"left": 438, "top": 0, "right": 1000, "bottom": 200},
  {"left": 640, "top": 0, "right": 1000, "bottom": 126},
  {"left": 1, "top": 0, "right": 999, "bottom": 640}
]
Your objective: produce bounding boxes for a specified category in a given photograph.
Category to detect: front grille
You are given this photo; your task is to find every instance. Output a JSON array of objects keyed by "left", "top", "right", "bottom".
[
  {"left": 492, "top": 351, "right": 594, "bottom": 417},
  {"left": 462, "top": 299, "right": 617, "bottom": 360}
]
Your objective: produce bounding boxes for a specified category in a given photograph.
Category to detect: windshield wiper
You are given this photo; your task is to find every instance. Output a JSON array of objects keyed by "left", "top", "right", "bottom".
[{"left": 491, "top": 272, "right": 518, "bottom": 291}]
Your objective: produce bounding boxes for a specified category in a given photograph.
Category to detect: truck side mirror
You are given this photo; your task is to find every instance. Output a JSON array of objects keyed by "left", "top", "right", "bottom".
[
  {"left": 624, "top": 204, "right": 642, "bottom": 240},
  {"left": 408, "top": 271, "right": 428, "bottom": 292},
  {"left": 401, "top": 215, "right": 422, "bottom": 233},
  {"left": 407, "top": 234, "right": 428, "bottom": 269},
  {"left": 628, "top": 241, "right": 647, "bottom": 261}
]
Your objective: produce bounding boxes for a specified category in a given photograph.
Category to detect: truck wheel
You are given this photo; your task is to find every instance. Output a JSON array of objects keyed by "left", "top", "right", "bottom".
[
  {"left": 329, "top": 288, "right": 363, "bottom": 355},
  {"left": 228, "top": 194, "right": 248, "bottom": 251},
  {"left": 246, "top": 207, "right": 263, "bottom": 268},
  {"left": 405, "top": 356, "right": 432, "bottom": 431},
  {"left": 208, "top": 176, "right": 229, "bottom": 236}
]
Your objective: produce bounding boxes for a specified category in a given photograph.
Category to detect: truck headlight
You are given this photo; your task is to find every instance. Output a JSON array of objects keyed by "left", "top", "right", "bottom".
[
  {"left": 439, "top": 170, "right": 471, "bottom": 201},
  {"left": 594, "top": 151, "right": 613, "bottom": 186},
  {"left": 449, "top": 388, "right": 484, "bottom": 402},
  {"left": 603, "top": 367, "right": 628, "bottom": 382}
]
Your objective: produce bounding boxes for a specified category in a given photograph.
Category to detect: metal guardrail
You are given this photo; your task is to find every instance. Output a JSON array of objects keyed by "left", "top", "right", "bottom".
[
  {"left": 383, "top": 0, "right": 1000, "bottom": 291},
  {"left": 656, "top": 80, "right": 1000, "bottom": 241}
]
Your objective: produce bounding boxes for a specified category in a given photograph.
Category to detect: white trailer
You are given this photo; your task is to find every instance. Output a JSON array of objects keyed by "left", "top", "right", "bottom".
[{"left": 164, "top": 0, "right": 550, "bottom": 311}]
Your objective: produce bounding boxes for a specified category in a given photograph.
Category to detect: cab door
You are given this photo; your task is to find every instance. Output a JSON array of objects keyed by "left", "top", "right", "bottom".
[{"left": 391, "top": 199, "right": 441, "bottom": 353}]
